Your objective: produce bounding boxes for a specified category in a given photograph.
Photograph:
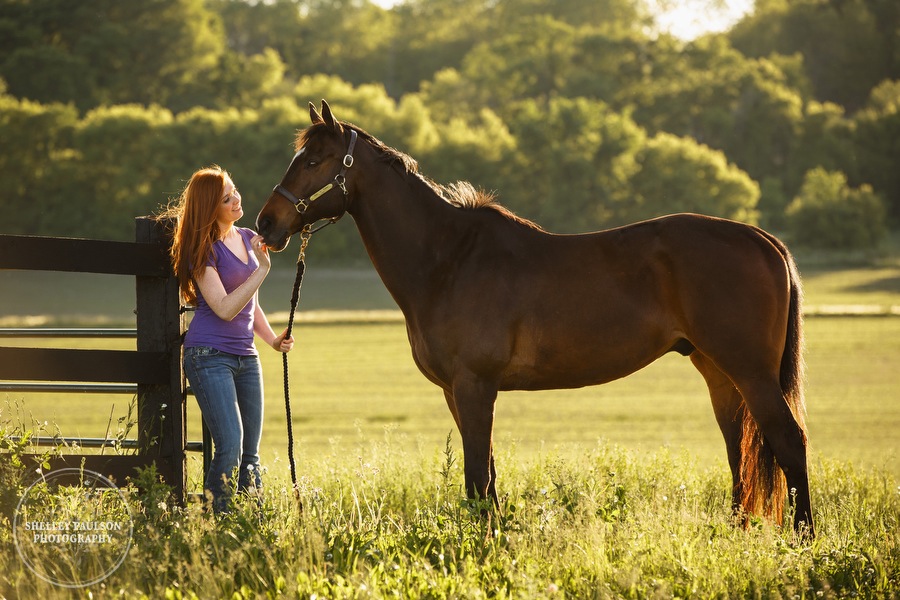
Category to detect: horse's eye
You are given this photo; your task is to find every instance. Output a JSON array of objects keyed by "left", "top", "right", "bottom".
[{"left": 306, "top": 160, "right": 318, "bottom": 168}]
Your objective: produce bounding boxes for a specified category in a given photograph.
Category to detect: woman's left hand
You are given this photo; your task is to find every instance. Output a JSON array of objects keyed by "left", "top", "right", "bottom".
[{"left": 272, "top": 328, "right": 295, "bottom": 353}]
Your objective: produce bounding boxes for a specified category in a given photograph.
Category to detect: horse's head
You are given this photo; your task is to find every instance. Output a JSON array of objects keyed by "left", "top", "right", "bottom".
[{"left": 256, "top": 100, "right": 358, "bottom": 251}]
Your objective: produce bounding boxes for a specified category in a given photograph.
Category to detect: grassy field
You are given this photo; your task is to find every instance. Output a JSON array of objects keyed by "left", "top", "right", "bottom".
[
  {"left": 2, "top": 415, "right": 898, "bottom": 598},
  {"left": 1, "top": 260, "right": 899, "bottom": 597},
  {"left": 4, "top": 316, "right": 899, "bottom": 482}
]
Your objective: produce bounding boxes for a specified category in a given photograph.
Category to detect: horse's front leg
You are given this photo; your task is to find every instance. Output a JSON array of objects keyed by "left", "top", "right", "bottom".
[
  {"left": 488, "top": 453, "right": 499, "bottom": 506},
  {"left": 451, "top": 373, "right": 500, "bottom": 508}
]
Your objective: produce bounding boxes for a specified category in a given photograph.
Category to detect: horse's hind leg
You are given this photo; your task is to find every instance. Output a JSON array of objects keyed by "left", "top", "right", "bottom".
[
  {"left": 691, "top": 353, "right": 745, "bottom": 518},
  {"left": 735, "top": 376, "right": 813, "bottom": 535}
]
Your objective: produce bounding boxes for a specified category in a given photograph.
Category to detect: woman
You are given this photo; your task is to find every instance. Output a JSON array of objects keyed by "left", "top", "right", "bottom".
[{"left": 167, "top": 165, "right": 294, "bottom": 513}]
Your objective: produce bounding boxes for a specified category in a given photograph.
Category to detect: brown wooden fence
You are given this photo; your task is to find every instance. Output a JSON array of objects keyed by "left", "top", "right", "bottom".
[{"left": 0, "top": 217, "right": 197, "bottom": 501}]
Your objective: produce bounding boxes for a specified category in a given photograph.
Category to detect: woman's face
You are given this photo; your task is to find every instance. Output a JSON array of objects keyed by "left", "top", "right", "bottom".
[{"left": 215, "top": 176, "right": 243, "bottom": 228}]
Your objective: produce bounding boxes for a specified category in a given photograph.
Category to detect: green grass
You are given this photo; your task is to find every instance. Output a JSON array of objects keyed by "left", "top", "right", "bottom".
[{"left": 2, "top": 430, "right": 898, "bottom": 598}]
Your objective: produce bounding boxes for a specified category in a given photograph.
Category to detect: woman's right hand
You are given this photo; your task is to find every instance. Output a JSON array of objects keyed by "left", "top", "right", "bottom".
[{"left": 250, "top": 234, "right": 271, "bottom": 271}]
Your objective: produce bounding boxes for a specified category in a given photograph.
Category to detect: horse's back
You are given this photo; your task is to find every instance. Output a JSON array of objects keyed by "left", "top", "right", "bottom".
[
  {"left": 558, "top": 213, "right": 791, "bottom": 297},
  {"left": 527, "top": 213, "right": 787, "bottom": 302}
]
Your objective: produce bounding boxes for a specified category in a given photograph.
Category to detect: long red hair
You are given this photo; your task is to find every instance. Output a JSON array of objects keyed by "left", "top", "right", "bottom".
[{"left": 163, "top": 166, "right": 229, "bottom": 306}]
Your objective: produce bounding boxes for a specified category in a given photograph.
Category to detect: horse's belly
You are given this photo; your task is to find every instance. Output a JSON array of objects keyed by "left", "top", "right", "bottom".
[
  {"left": 499, "top": 323, "right": 670, "bottom": 391},
  {"left": 500, "top": 360, "right": 652, "bottom": 391}
]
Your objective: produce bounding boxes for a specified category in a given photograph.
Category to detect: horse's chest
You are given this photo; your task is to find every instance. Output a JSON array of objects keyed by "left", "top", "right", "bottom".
[
  {"left": 407, "top": 315, "right": 514, "bottom": 387},
  {"left": 407, "top": 334, "right": 451, "bottom": 388}
]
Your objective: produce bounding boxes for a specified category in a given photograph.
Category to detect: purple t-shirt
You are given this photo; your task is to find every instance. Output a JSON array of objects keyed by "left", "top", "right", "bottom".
[{"left": 184, "top": 227, "right": 259, "bottom": 356}]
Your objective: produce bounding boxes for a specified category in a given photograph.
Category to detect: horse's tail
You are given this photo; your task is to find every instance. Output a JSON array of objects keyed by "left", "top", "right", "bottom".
[{"left": 739, "top": 232, "right": 807, "bottom": 525}]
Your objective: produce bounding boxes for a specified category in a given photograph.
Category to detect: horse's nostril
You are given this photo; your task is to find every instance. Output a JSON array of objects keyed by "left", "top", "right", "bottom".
[{"left": 256, "top": 216, "right": 270, "bottom": 235}]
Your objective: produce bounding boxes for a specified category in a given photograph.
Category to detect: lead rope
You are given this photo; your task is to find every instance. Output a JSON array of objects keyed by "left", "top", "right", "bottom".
[{"left": 283, "top": 229, "right": 311, "bottom": 503}]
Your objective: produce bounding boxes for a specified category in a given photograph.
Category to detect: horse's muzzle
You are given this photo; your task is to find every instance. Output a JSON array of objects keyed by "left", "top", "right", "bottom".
[{"left": 255, "top": 216, "right": 290, "bottom": 252}]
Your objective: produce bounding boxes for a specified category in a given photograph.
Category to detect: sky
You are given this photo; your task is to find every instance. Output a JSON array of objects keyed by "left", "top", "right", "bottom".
[
  {"left": 368, "top": 0, "right": 755, "bottom": 40},
  {"left": 652, "top": 0, "right": 754, "bottom": 39}
]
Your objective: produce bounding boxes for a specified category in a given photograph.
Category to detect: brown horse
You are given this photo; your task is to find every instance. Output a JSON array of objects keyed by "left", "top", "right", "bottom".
[{"left": 256, "top": 101, "right": 814, "bottom": 535}]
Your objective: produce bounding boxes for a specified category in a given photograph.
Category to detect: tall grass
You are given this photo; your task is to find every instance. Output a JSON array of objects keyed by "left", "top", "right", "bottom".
[{"left": 2, "top": 424, "right": 898, "bottom": 598}]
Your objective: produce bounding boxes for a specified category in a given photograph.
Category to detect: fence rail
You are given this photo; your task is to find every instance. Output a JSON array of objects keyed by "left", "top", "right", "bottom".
[
  {"left": 0, "top": 346, "right": 168, "bottom": 383},
  {"left": 0, "top": 328, "right": 138, "bottom": 338},
  {"left": 4, "top": 437, "right": 203, "bottom": 451},
  {"left": 0, "top": 383, "right": 138, "bottom": 394},
  {"left": 7, "top": 437, "right": 140, "bottom": 449},
  {"left": 0, "top": 233, "right": 167, "bottom": 276}
]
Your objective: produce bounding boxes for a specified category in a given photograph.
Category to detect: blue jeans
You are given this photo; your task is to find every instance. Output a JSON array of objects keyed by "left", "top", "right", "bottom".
[{"left": 184, "top": 346, "right": 264, "bottom": 513}]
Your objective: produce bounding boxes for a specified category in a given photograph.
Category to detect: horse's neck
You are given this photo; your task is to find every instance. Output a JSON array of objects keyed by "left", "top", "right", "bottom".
[{"left": 350, "top": 175, "right": 459, "bottom": 314}]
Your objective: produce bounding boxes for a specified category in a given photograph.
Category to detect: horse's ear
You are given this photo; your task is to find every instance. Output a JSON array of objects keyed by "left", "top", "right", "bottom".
[
  {"left": 309, "top": 102, "right": 323, "bottom": 125},
  {"left": 320, "top": 99, "right": 342, "bottom": 132}
]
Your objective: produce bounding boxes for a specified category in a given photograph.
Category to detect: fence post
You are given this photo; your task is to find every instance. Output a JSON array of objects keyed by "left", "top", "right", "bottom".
[{"left": 134, "top": 217, "right": 187, "bottom": 501}]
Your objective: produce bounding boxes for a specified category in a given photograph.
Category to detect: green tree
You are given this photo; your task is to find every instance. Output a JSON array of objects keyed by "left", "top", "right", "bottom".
[
  {"left": 417, "top": 109, "right": 517, "bottom": 193},
  {"left": 279, "top": 0, "right": 399, "bottom": 93},
  {"left": 388, "top": 0, "right": 646, "bottom": 100},
  {"left": 564, "top": 32, "right": 678, "bottom": 105},
  {"left": 620, "top": 132, "right": 760, "bottom": 225},
  {"left": 72, "top": 104, "right": 176, "bottom": 239},
  {"left": 503, "top": 97, "right": 646, "bottom": 232},
  {"left": 169, "top": 47, "right": 288, "bottom": 113},
  {"left": 460, "top": 16, "right": 578, "bottom": 110},
  {"left": 730, "top": 0, "right": 898, "bottom": 112},
  {"left": 785, "top": 168, "right": 887, "bottom": 249},
  {"left": 388, "top": 0, "right": 493, "bottom": 96},
  {"left": 624, "top": 36, "right": 805, "bottom": 186},
  {"left": 0, "top": 95, "right": 79, "bottom": 236},
  {"left": 0, "top": 0, "right": 225, "bottom": 111},
  {"left": 852, "top": 80, "right": 900, "bottom": 222},
  {"left": 209, "top": 0, "right": 305, "bottom": 57},
  {"left": 494, "top": 0, "right": 647, "bottom": 33},
  {"left": 788, "top": 101, "right": 855, "bottom": 200},
  {"left": 0, "top": 46, "right": 94, "bottom": 108}
]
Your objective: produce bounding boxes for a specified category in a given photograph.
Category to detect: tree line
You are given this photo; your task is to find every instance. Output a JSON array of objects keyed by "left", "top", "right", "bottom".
[{"left": 0, "top": 0, "right": 896, "bottom": 262}]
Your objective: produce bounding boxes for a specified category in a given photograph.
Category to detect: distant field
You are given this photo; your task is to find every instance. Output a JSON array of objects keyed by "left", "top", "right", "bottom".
[
  {"left": 2, "top": 256, "right": 899, "bottom": 325},
  {"left": 0, "top": 266, "right": 397, "bottom": 325},
  {"left": 801, "top": 264, "right": 900, "bottom": 312}
]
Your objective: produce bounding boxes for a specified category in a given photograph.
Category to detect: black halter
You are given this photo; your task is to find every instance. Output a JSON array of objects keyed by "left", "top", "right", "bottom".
[{"left": 272, "top": 129, "right": 358, "bottom": 215}]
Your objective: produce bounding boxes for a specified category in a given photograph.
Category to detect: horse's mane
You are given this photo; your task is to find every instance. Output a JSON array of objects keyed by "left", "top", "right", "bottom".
[
  {"left": 296, "top": 123, "right": 543, "bottom": 232},
  {"left": 440, "top": 182, "right": 543, "bottom": 231}
]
